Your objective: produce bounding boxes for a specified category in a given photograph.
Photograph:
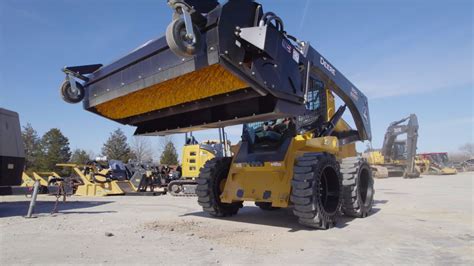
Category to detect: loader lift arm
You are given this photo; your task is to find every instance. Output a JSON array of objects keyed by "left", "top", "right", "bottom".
[{"left": 305, "top": 47, "right": 371, "bottom": 141}]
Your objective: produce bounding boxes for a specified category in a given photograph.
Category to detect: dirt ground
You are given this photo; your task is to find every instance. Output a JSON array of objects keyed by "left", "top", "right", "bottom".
[{"left": 1, "top": 172, "right": 473, "bottom": 265}]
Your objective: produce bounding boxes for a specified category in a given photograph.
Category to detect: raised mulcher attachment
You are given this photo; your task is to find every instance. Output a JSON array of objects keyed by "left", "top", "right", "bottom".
[{"left": 60, "top": 0, "right": 369, "bottom": 139}]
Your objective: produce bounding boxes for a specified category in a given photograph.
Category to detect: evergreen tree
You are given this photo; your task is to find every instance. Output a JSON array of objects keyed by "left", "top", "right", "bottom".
[
  {"left": 39, "top": 128, "right": 71, "bottom": 171},
  {"left": 70, "top": 149, "right": 92, "bottom": 164},
  {"left": 160, "top": 141, "right": 179, "bottom": 165},
  {"left": 21, "top": 123, "right": 41, "bottom": 171},
  {"left": 101, "top": 129, "right": 133, "bottom": 162}
]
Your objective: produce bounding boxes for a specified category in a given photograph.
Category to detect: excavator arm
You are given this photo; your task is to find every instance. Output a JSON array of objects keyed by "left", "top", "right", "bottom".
[{"left": 381, "top": 114, "right": 419, "bottom": 176}]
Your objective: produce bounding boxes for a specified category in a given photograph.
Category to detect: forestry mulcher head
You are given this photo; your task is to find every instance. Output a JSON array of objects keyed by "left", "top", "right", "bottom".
[{"left": 59, "top": 0, "right": 371, "bottom": 140}]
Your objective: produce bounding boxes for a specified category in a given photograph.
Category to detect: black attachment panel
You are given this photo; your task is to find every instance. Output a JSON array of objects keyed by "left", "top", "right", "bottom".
[
  {"left": 64, "top": 64, "right": 103, "bottom": 75},
  {"left": 183, "top": 0, "right": 219, "bottom": 13}
]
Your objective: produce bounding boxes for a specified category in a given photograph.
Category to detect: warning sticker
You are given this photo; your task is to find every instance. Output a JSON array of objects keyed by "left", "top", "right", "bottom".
[
  {"left": 282, "top": 39, "right": 292, "bottom": 53},
  {"left": 292, "top": 49, "right": 300, "bottom": 63}
]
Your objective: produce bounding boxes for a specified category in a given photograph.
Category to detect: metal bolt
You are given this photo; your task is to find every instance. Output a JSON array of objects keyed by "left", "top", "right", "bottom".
[
  {"left": 210, "top": 47, "right": 215, "bottom": 51},
  {"left": 251, "top": 72, "right": 255, "bottom": 76}
]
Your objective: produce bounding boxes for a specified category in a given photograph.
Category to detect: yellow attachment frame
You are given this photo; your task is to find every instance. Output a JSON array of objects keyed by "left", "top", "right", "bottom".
[
  {"left": 21, "top": 171, "right": 60, "bottom": 187},
  {"left": 56, "top": 164, "right": 133, "bottom": 197}
]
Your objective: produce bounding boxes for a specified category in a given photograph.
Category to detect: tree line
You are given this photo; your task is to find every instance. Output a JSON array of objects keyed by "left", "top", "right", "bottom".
[{"left": 22, "top": 124, "right": 179, "bottom": 173}]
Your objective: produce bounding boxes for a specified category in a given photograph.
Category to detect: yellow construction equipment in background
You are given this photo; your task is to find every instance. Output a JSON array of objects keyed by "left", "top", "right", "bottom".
[
  {"left": 365, "top": 114, "right": 420, "bottom": 178},
  {"left": 57, "top": 162, "right": 134, "bottom": 197},
  {"left": 21, "top": 171, "right": 60, "bottom": 188},
  {"left": 167, "top": 130, "right": 231, "bottom": 196},
  {"left": 21, "top": 171, "right": 63, "bottom": 194},
  {"left": 417, "top": 153, "right": 457, "bottom": 175}
]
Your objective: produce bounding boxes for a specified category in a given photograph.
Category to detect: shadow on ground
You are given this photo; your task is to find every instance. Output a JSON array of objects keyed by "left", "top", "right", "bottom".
[
  {"left": 183, "top": 199, "right": 388, "bottom": 232},
  {"left": 0, "top": 200, "right": 115, "bottom": 218}
]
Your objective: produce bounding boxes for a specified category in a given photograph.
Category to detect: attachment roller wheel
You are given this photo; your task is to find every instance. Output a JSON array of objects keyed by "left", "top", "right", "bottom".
[
  {"left": 60, "top": 79, "right": 85, "bottom": 104},
  {"left": 166, "top": 18, "right": 202, "bottom": 58}
]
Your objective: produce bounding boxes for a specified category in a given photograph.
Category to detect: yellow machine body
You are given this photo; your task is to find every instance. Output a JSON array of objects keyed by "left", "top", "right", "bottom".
[
  {"left": 182, "top": 143, "right": 218, "bottom": 179},
  {"left": 220, "top": 90, "right": 356, "bottom": 207},
  {"left": 366, "top": 151, "right": 385, "bottom": 165},
  {"left": 57, "top": 164, "right": 134, "bottom": 197}
]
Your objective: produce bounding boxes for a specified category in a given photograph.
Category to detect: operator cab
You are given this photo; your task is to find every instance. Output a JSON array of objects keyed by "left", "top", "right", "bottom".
[{"left": 239, "top": 77, "right": 326, "bottom": 158}]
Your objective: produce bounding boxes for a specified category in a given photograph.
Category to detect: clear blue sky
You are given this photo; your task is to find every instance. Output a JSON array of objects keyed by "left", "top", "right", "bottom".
[{"left": 1, "top": 0, "right": 472, "bottom": 160}]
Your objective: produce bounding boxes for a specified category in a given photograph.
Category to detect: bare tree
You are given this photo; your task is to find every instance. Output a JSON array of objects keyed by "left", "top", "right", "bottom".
[
  {"left": 459, "top": 143, "right": 474, "bottom": 156},
  {"left": 450, "top": 152, "right": 470, "bottom": 162},
  {"left": 131, "top": 136, "right": 154, "bottom": 162}
]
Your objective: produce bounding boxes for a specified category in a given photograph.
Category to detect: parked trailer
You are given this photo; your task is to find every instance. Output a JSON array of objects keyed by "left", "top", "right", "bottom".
[{"left": 0, "top": 108, "right": 27, "bottom": 195}]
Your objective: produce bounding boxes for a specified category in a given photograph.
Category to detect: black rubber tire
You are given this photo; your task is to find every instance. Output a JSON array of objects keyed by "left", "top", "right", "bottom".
[
  {"left": 341, "top": 156, "right": 374, "bottom": 218},
  {"left": 166, "top": 18, "right": 202, "bottom": 58},
  {"left": 255, "top": 202, "right": 281, "bottom": 211},
  {"left": 60, "top": 79, "right": 85, "bottom": 104},
  {"left": 196, "top": 158, "right": 242, "bottom": 217},
  {"left": 290, "top": 153, "right": 342, "bottom": 229}
]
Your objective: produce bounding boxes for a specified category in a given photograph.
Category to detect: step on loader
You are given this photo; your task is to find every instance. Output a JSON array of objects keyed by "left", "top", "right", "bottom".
[{"left": 60, "top": 0, "right": 374, "bottom": 229}]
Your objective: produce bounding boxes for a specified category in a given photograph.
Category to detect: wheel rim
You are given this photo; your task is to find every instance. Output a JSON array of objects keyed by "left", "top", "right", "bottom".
[
  {"left": 179, "top": 27, "right": 195, "bottom": 48},
  {"left": 171, "top": 184, "right": 181, "bottom": 193},
  {"left": 319, "top": 166, "right": 340, "bottom": 214},
  {"left": 358, "top": 167, "right": 373, "bottom": 206},
  {"left": 66, "top": 84, "right": 81, "bottom": 99}
]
